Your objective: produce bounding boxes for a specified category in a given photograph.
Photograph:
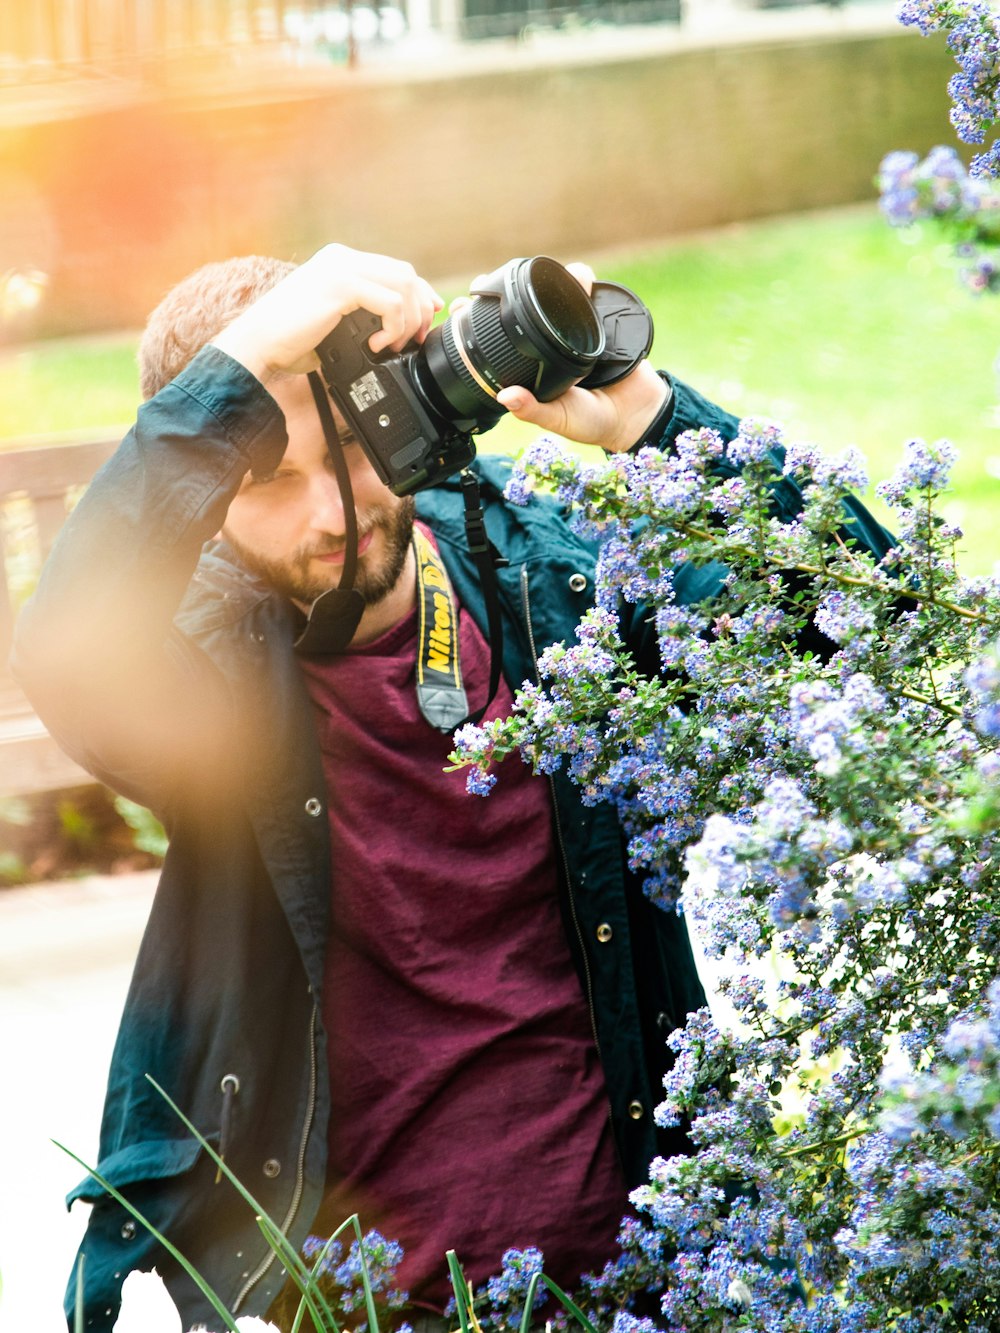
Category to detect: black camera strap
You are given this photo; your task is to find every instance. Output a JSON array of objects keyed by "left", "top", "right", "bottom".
[
  {"left": 458, "top": 469, "right": 505, "bottom": 727},
  {"left": 299, "top": 374, "right": 505, "bottom": 731},
  {"left": 293, "top": 374, "right": 365, "bottom": 654}
]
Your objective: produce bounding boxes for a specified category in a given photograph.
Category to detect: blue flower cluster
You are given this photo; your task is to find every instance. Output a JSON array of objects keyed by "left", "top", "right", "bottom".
[
  {"left": 477, "top": 1246, "right": 548, "bottom": 1330},
  {"left": 879, "top": 144, "right": 984, "bottom": 224},
  {"left": 965, "top": 637, "right": 1000, "bottom": 736},
  {"left": 300, "top": 1227, "right": 408, "bottom": 1324},
  {"left": 875, "top": 435, "right": 959, "bottom": 503},
  {"left": 878, "top": 139, "right": 1000, "bottom": 293},
  {"left": 830, "top": 985, "right": 1000, "bottom": 1327},
  {"left": 897, "top": 0, "right": 1000, "bottom": 177},
  {"left": 879, "top": 978, "right": 1000, "bottom": 1142}
]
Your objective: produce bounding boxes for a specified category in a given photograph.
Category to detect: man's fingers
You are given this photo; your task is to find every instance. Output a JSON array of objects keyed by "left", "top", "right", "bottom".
[
  {"left": 564, "top": 262, "right": 595, "bottom": 295},
  {"left": 497, "top": 385, "right": 572, "bottom": 438}
]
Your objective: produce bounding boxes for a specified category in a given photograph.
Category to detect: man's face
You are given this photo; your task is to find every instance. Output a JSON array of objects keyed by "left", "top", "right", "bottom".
[{"left": 223, "top": 374, "right": 415, "bottom": 611}]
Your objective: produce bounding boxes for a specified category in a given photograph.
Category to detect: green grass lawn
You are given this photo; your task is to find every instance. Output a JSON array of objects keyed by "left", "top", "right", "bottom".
[{"left": 4, "top": 203, "right": 999, "bottom": 568}]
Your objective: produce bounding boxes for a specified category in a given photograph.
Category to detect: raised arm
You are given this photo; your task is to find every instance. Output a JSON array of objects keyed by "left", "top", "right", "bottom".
[{"left": 11, "top": 245, "right": 441, "bottom": 807}]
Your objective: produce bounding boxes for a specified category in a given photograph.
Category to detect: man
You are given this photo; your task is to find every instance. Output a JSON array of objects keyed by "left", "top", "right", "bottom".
[{"left": 12, "top": 245, "right": 888, "bottom": 1330}]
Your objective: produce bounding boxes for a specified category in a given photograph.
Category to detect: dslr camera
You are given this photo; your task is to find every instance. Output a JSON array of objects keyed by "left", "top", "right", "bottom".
[{"left": 315, "top": 255, "right": 654, "bottom": 496}]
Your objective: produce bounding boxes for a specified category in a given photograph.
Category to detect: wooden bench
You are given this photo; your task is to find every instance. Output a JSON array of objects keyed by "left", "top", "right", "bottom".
[{"left": 0, "top": 432, "right": 122, "bottom": 796}]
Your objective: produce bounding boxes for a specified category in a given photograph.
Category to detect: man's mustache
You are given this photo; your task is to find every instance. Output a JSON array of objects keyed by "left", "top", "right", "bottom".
[{"left": 297, "top": 516, "right": 385, "bottom": 561}]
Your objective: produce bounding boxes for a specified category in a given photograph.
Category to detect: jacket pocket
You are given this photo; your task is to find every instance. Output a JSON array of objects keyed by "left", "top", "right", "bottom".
[{"left": 66, "top": 1136, "right": 203, "bottom": 1209}]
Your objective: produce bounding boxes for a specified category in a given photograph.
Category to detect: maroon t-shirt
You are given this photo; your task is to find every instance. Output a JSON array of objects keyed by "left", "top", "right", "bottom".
[{"left": 298, "top": 554, "right": 626, "bottom": 1310}]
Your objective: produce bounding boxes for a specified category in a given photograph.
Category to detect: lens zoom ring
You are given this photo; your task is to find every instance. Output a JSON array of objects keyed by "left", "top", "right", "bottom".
[
  {"left": 440, "top": 321, "right": 493, "bottom": 407},
  {"left": 469, "top": 300, "right": 538, "bottom": 387}
]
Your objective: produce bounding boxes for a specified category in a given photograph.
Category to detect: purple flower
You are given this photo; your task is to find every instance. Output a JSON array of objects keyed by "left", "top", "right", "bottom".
[{"left": 876, "top": 437, "right": 958, "bottom": 504}]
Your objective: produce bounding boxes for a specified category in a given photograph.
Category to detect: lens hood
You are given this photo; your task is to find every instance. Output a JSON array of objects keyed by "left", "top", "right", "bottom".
[
  {"left": 469, "top": 259, "right": 653, "bottom": 396},
  {"left": 503, "top": 256, "right": 604, "bottom": 362},
  {"left": 464, "top": 256, "right": 604, "bottom": 402}
]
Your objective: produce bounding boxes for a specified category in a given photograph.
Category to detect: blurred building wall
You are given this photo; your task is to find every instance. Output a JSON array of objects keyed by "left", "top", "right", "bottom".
[{"left": 0, "top": 26, "right": 955, "bottom": 334}]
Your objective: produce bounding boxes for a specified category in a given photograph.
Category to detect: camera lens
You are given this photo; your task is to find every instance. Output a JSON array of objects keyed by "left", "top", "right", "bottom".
[
  {"left": 515, "top": 256, "right": 603, "bottom": 359},
  {"left": 413, "top": 256, "right": 606, "bottom": 430}
]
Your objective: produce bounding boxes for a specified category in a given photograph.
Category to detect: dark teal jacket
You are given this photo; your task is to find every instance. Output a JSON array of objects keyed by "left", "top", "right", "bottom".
[{"left": 11, "top": 349, "right": 891, "bottom": 1329}]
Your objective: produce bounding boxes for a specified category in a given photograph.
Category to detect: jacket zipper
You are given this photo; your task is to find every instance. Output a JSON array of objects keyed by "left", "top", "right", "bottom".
[
  {"left": 233, "top": 1000, "right": 319, "bottom": 1311},
  {"left": 520, "top": 565, "right": 602, "bottom": 1057}
]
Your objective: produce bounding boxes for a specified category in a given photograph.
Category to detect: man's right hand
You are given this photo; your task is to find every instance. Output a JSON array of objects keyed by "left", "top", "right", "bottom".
[{"left": 209, "top": 243, "right": 443, "bottom": 386}]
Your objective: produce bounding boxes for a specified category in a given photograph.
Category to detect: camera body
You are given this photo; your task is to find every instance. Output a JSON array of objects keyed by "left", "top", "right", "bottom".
[
  {"left": 316, "top": 256, "right": 654, "bottom": 497},
  {"left": 316, "top": 308, "right": 477, "bottom": 496}
]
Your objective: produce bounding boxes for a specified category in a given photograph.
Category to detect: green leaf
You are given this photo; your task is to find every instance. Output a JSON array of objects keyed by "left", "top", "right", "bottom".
[
  {"left": 446, "top": 1251, "right": 475, "bottom": 1333},
  {"left": 255, "top": 1213, "right": 338, "bottom": 1332},
  {"left": 291, "top": 1230, "right": 348, "bottom": 1333},
  {"left": 74, "top": 1254, "right": 84, "bottom": 1333},
  {"left": 114, "top": 796, "right": 169, "bottom": 857},
  {"left": 52, "top": 1139, "right": 240, "bottom": 1332},
  {"left": 536, "top": 1273, "right": 598, "bottom": 1331},
  {"left": 143, "top": 1075, "right": 318, "bottom": 1297},
  {"left": 342, "top": 1213, "right": 382, "bottom": 1333}
]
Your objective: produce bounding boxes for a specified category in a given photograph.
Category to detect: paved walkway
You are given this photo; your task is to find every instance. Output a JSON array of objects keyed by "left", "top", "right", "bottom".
[{"left": 0, "top": 870, "right": 157, "bottom": 1333}]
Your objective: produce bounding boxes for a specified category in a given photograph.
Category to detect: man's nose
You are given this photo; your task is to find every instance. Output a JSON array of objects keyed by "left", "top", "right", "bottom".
[{"left": 308, "top": 470, "right": 349, "bottom": 535}]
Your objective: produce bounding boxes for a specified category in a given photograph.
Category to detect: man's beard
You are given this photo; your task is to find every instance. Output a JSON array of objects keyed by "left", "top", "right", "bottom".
[{"left": 226, "top": 497, "right": 416, "bottom": 609}]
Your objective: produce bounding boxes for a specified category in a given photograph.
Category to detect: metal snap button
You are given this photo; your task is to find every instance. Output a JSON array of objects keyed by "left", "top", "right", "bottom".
[
  {"left": 568, "top": 573, "right": 587, "bottom": 593},
  {"left": 596, "top": 922, "right": 613, "bottom": 943},
  {"left": 304, "top": 798, "right": 323, "bottom": 817},
  {"left": 263, "top": 1158, "right": 281, "bottom": 1178},
  {"left": 628, "top": 1100, "right": 644, "bottom": 1120},
  {"left": 120, "top": 1220, "right": 137, "bottom": 1240}
]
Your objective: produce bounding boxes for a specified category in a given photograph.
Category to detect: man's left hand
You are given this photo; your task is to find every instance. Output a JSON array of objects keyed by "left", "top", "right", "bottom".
[{"left": 496, "top": 357, "right": 668, "bottom": 455}]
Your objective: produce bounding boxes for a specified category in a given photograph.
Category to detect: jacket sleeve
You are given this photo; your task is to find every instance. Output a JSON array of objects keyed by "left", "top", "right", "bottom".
[{"left": 10, "top": 345, "right": 287, "bottom": 809}]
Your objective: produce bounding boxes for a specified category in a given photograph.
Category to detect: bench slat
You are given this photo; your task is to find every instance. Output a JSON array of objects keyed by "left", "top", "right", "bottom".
[{"left": 0, "top": 432, "right": 124, "bottom": 794}]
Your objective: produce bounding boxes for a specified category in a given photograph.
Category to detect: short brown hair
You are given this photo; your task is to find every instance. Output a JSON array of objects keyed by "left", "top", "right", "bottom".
[{"left": 138, "top": 254, "right": 296, "bottom": 399}]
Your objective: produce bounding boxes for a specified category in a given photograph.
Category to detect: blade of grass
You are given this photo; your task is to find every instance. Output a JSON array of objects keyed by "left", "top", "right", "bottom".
[
  {"left": 74, "top": 1254, "right": 84, "bottom": 1333},
  {"left": 446, "top": 1251, "right": 476, "bottom": 1333},
  {"left": 518, "top": 1272, "right": 543, "bottom": 1333},
  {"left": 517, "top": 1272, "right": 597, "bottom": 1333},
  {"left": 53, "top": 1140, "right": 240, "bottom": 1332},
  {"left": 342, "top": 1213, "right": 383, "bottom": 1333},
  {"left": 293, "top": 1212, "right": 390, "bottom": 1333},
  {"left": 255, "top": 1213, "right": 339, "bottom": 1332},
  {"left": 144, "top": 1075, "right": 317, "bottom": 1295},
  {"left": 291, "top": 1230, "right": 348, "bottom": 1333},
  {"left": 537, "top": 1275, "right": 596, "bottom": 1331}
]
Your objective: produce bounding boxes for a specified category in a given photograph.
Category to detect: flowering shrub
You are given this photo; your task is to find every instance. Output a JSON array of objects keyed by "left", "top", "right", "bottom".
[
  {"left": 878, "top": 144, "right": 1000, "bottom": 292},
  {"left": 879, "top": 2, "right": 1000, "bottom": 291},
  {"left": 449, "top": 419, "right": 1000, "bottom": 1329},
  {"left": 897, "top": 0, "right": 1000, "bottom": 175}
]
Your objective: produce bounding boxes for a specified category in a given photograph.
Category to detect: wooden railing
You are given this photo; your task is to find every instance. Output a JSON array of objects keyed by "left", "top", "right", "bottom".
[
  {"left": 0, "top": 0, "right": 683, "bottom": 82},
  {"left": 0, "top": 432, "right": 120, "bottom": 796}
]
